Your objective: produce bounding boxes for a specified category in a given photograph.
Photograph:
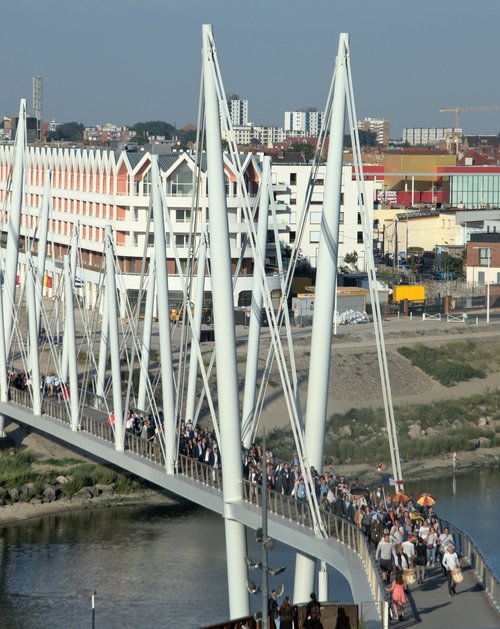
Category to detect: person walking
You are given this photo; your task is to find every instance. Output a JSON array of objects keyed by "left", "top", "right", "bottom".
[
  {"left": 386, "top": 572, "right": 408, "bottom": 622},
  {"left": 414, "top": 536, "right": 427, "bottom": 584},
  {"left": 375, "top": 530, "right": 394, "bottom": 584},
  {"left": 442, "top": 543, "right": 461, "bottom": 596},
  {"left": 279, "top": 596, "right": 294, "bottom": 629}
]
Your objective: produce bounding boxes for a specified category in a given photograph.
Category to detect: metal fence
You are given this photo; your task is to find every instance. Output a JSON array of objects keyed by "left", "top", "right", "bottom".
[{"left": 440, "top": 516, "right": 500, "bottom": 613}]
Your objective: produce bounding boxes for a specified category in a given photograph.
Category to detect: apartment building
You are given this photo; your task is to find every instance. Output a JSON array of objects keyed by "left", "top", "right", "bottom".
[
  {"left": 0, "top": 147, "right": 282, "bottom": 313},
  {"left": 223, "top": 95, "right": 248, "bottom": 128},
  {"left": 272, "top": 162, "right": 380, "bottom": 271},
  {"left": 284, "top": 108, "right": 324, "bottom": 137},
  {"left": 357, "top": 118, "right": 390, "bottom": 146},
  {"left": 403, "top": 127, "right": 455, "bottom": 146}
]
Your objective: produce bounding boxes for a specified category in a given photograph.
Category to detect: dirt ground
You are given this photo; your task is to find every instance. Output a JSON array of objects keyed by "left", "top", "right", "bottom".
[{"left": 256, "top": 317, "right": 500, "bottom": 427}]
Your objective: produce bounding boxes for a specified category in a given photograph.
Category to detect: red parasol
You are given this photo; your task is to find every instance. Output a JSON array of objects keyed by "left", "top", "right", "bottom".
[
  {"left": 416, "top": 492, "right": 437, "bottom": 507},
  {"left": 392, "top": 491, "right": 410, "bottom": 504}
]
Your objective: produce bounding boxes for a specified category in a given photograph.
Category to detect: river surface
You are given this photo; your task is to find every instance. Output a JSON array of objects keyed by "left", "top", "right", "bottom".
[{"left": 0, "top": 468, "right": 498, "bottom": 629}]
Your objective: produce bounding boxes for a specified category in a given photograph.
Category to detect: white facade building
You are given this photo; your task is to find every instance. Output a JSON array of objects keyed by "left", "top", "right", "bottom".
[
  {"left": 284, "top": 109, "right": 324, "bottom": 137},
  {"left": 357, "top": 118, "right": 389, "bottom": 145},
  {"left": 0, "top": 147, "right": 283, "bottom": 312},
  {"left": 271, "top": 162, "right": 380, "bottom": 271},
  {"left": 403, "top": 127, "right": 456, "bottom": 146},
  {"left": 223, "top": 95, "right": 248, "bottom": 128}
]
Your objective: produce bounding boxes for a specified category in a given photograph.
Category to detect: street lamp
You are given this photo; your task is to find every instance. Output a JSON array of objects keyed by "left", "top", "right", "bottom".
[
  {"left": 245, "top": 431, "right": 286, "bottom": 628},
  {"left": 473, "top": 246, "right": 491, "bottom": 324}
]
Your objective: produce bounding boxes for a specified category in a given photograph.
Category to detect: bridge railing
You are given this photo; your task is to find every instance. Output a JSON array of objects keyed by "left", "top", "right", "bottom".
[
  {"left": 440, "top": 516, "right": 500, "bottom": 612},
  {"left": 6, "top": 388, "right": 387, "bottom": 622},
  {"left": 241, "top": 479, "right": 387, "bottom": 624}
]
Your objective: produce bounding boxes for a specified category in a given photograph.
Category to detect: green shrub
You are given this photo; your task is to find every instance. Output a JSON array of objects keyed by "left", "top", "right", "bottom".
[{"left": 398, "top": 344, "right": 486, "bottom": 386}]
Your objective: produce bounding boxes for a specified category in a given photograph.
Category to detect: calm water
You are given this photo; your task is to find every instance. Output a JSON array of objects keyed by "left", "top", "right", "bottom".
[{"left": 0, "top": 468, "right": 498, "bottom": 629}]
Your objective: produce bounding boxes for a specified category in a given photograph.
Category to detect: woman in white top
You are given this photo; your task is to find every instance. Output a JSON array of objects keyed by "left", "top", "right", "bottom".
[
  {"left": 419, "top": 519, "right": 430, "bottom": 542},
  {"left": 442, "top": 544, "right": 460, "bottom": 596}
]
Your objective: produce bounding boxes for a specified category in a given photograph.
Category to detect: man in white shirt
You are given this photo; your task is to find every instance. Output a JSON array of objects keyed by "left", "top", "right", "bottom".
[
  {"left": 402, "top": 534, "right": 416, "bottom": 564},
  {"left": 442, "top": 544, "right": 460, "bottom": 596},
  {"left": 375, "top": 530, "right": 394, "bottom": 584}
]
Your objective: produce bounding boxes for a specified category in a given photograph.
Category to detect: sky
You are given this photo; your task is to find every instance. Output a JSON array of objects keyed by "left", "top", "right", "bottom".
[{"left": 2, "top": 0, "right": 500, "bottom": 139}]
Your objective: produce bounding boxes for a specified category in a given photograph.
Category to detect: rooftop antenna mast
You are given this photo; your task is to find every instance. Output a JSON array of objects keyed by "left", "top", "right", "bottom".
[{"left": 33, "top": 76, "right": 42, "bottom": 142}]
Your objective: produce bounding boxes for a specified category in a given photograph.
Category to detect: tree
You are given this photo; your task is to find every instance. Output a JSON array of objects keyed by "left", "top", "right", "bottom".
[
  {"left": 441, "top": 249, "right": 466, "bottom": 278},
  {"left": 343, "top": 251, "right": 358, "bottom": 271},
  {"left": 46, "top": 122, "right": 85, "bottom": 142},
  {"left": 284, "top": 142, "right": 315, "bottom": 162},
  {"left": 131, "top": 121, "right": 176, "bottom": 140},
  {"left": 344, "top": 130, "right": 377, "bottom": 148}
]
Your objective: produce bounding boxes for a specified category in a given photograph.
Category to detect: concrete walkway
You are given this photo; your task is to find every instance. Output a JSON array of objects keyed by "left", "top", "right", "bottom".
[{"left": 393, "top": 562, "right": 499, "bottom": 628}]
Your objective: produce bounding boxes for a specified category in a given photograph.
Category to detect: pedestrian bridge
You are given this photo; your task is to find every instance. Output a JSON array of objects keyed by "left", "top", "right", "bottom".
[{"left": 3, "top": 387, "right": 500, "bottom": 629}]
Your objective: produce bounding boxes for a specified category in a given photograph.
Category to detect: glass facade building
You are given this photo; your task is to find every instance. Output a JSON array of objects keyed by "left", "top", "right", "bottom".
[{"left": 451, "top": 174, "right": 500, "bottom": 209}]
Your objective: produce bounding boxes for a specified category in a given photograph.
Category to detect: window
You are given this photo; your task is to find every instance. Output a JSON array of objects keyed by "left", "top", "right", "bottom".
[
  {"left": 477, "top": 271, "right": 485, "bottom": 285},
  {"left": 171, "top": 164, "right": 194, "bottom": 196},
  {"left": 310, "top": 231, "right": 320, "bottom": 243},
  {"left": 175, "top": 209, "right": 192, "bottom": 223},
  {"left": 339, "top": 230, "right": 344, "bottom": 243},
  {"left": 290, "top": 173, "right": 297, "bottom": 186},
  {"left": 357, "top": 213, "right": 362, "bottom": 225},
  {"left": 339, "top": 211, "right": 344, "bottom": 224},
  {"left": 290, "top": 212, "right": 296, "bottom": 224},
  {"left": 289, "top": 231, "right": 296, "bottom": 243},
  {"left": 357, "top": 231, "right": 363, "bottom": 244},
  {"left": 479, "top": 248, "right": 491, "bottom": 267},
  {"left": 175, "top": 234, "right": 190, "bottom": 248},
  {"left": 141, "top": 169, "right": 151, "bottom": 196},
  {"left": 310, "top": 212, "right": 322, "bottom": 224}
]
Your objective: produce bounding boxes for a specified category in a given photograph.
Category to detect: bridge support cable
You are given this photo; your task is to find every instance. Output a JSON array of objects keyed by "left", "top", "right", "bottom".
[
  {"left": 212, "top": 32, "right": 326, "bottom": 542},
  {"left": 96, "top": 274, "right": 109, "bottom": 400},
  {"left": 345, "top": 53, "right": 403, "bottom": 490},
  {"left": 3, "top": 99, "right": 26, "bottom": 355},
  {"left": 137, "top": 263, "right": 156, "bottom": 413},
  {"left": 295, "top": 33, "right": 350, "bottom": 604},
  {"left": 185, "top": 227, "right": 208, "bottom": 423},
  {"left": 61, "top": 224, "right": 80, "bottom": 385},
  {"left": 63, "top": 256, "right": 80, "bottom": 431},
  {"left": 157, "top": 181, "right": 221, "bottom": 449},
  {"left": 104, "top": 228, "right": 124, "bottom": 449},
  {"left": 248, "top": 85, "right": 335, "bottom": 446},
  {"left": 202, "top": 24, "right": 249, "bottom": 619},
  {"left": 0, "top": 258, "right": 8, "bottom": 436},
  {"left": 249, "top": 184, "right": 302, "bottom": 445},
  {"left": 241, "top": 157, "right": 271, "bottom": 448},
  {"left": 112, "top": 256, "right": 166, "bottom": 455},
  {"left": 26, "top": 255, "right": 42, "bottom": 415},
  {"left": 35, "top": 171, "right": 52, "bottom": 337},
  {"left": 151, "top": 157, "right": 177, "bottom": 474}
]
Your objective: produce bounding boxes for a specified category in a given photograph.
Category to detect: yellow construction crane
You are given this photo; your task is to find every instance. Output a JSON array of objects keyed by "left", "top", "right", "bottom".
[{"left": 439, "top": 106, "right": 500, "bottom": 130}]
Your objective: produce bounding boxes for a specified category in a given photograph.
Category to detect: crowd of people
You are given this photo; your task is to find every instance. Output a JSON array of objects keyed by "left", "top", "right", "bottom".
[
  {"left": 8, "top": 367, "right": 69, "bottom": 400},
  {"left": 8, "top": 367, "right": 465, "bottom": 622}
]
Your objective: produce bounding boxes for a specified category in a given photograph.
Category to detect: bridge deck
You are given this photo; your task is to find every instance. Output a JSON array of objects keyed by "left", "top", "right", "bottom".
[
  {"left": 399, "top": 563, "right": 500, "bottom": 629},
  {"left": 2, "top": 392, "right": 499, "bottom": 629}
]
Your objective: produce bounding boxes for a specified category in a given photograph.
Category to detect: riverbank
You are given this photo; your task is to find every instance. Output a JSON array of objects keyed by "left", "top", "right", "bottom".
[
  {"left": 328, "top": 445, "right": 500, "bottom": 486},
  {"left": 0, "top": 490, "right": 178, "bottom": 527},
  {"left": 1, "top": 446, "right": 499, "bottom": 528}
]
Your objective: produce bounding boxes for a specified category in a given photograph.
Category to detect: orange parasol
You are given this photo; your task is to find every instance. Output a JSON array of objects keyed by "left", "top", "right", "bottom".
[
  {"left": 392, "top": 491, "right": 410, "bottom": 504},
  {"left": 416, "top": 492, "right": 437, "bottom": 507}
]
